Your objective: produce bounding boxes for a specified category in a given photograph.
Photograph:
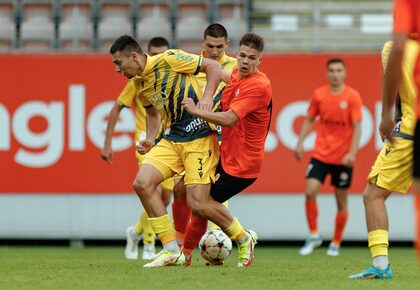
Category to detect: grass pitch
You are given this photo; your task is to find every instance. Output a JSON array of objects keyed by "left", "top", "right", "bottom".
[{"left": 1, "top": 245, "right": 419, "bottom": 290}]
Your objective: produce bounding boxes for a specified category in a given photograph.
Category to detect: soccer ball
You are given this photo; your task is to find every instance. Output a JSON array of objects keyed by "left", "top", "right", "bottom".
[{"left": 199, "top": 230, "right": 232, "bottom": 263}]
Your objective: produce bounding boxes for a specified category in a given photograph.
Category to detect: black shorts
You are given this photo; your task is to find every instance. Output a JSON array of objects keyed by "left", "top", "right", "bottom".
[
  {"left": 413, "top": 120, "right": 420, "bottom": 178},
  {"left": 306, "top": 158, "right": 353, "bottom": 189},
  {"left": 210, "top": 162, "right": 257, "bottom": 203}
]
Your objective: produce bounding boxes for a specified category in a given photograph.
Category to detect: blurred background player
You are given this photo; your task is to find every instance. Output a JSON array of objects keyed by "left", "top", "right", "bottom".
[
  {"left": 171, "top": 23, "right": 237, "bottom": 248},
  {"left": 294, "top": 58, "right": 362, "bottom": 257},
  {"left": 101, "top": 36, "right": 171, "bottom": 260},
  {"left": 350, "top": 0, "right": 420, "bottom": 278},
  {"left": 348, "top": 37, "right": 418, "bottom": 280},
  {"left": 180, "top": 32, "right": 272, "bottom": 267},
  {"left": 110, "top": 35, "right": 222, "bottom": 267}
]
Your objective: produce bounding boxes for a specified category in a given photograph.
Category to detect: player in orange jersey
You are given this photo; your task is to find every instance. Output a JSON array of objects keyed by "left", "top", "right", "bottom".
[
  {"left": 180, "top": 33, "right": 272, "bottom": 268},
  {"left": 294, "top": 58, "right": 362, "bottom": 257}
]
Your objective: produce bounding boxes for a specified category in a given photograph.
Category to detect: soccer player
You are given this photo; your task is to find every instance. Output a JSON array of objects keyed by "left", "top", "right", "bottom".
[
  {"left": 171, "top": 23, "right": 237, "bottom": 247},
  {"left": 349, "top": 0, "right": 420, "bottom": 279},
  {"left": 294, "top": 58, "right": 362, "bottom": 257},
  {"left": 102, "top": 37, "right": 171, "bottom": 260},
  {"left": 180, "top": 32, "right": 272, "bottom": 267},
  {"left": 110, "top": 35, "right": 222, "bottom": 267}
]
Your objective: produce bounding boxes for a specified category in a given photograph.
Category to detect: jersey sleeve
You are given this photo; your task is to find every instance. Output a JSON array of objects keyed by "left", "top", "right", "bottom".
[
  {"left": 351, "top": 92, "right": 363, "bottom": 122},
  {"left": 164, "top": 49, "right": 202, "bottom": 75},
  {"left": 117, "top": 80, "right": 136, "bottom": 107},
  {"left": 229, "top": 81, "right": 271, "bottom": 119},
  {"left": 393, "top": 0, "right": 414, "bottom": 33},
  {"left": 307, "top": 91, "right": 319, "bottom": 119}
]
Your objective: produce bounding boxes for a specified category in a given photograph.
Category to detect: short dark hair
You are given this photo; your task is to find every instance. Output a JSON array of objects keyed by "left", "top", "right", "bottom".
[
  {"left": 239, "top": 33, "right": 264, "bottom": 52},
  {"left": 147, "top": 37, "right": 170, "bottom": 51},
  {"left": 327, "top": 58, "right": 345, "bottom": 68},
  {"left": 110, "top": 35, "right": 142, "bottom": 55},
  {"left": 203, "top": 23, "right": 228, "bottom": 39}
]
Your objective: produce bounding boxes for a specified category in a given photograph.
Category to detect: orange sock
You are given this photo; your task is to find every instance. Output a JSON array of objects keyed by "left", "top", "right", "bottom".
[
  {"left": 172, "top": 198, "right": 192, "bottom": 241},
  {"left": 182, "top": 215, "right": 208, "bottom": 254},
  {"left": 306, "top": 200, "right": 318, "bottom": 235},
  {"left": 332, "top": 211, "right": 349, "bottom": 245}
]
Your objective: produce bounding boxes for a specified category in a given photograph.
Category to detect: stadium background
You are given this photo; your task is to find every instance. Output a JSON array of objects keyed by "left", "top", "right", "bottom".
[{"left": 0, "top": 0, "right": 416, "bottom": 243}]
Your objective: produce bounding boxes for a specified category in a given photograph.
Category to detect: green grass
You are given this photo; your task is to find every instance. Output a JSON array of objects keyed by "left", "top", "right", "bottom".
[{"left": 0, "top": 246, "right": 419, "bottom": 290}]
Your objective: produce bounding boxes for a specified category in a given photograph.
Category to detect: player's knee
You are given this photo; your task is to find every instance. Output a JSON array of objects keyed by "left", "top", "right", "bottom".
[
  {"left": 305, "top": 191, "right": 317, "bottom": 200},
  {"left": 132, "top": 177, "right": 152, "bottom": 198}
]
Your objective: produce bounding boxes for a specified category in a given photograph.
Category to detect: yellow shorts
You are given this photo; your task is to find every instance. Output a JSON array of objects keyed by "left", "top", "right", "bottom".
[
  {"left": 136, "top": 150, "right": 174, "bottom": 191},
  {"left": 368, "top": 137, "right": 413, "bottom": 193},
  {"left": 142, "top": 134, "right": 220, "bottom": 185}
]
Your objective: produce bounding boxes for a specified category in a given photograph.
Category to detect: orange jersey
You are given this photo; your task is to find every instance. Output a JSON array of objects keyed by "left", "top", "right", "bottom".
[
  {"left": 393, "top": 0, "right": 420, "bottom": 116},
  {"left": 308, "top": 85, "right": 362, "bottom": 165},
  {"left": 220, "top": 68, "right": 272, "bottom": 178}
]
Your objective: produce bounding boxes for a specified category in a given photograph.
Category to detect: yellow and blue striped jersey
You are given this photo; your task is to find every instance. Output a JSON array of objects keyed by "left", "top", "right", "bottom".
[
  {"left": 196, "top": 51, "right": 237, "bottom": 138},
  {"left": 117, "top": 77, "right": 148, "bottom": 144},
  {"left": 196, "top": 51, "right": 238, "bottom": 111},
  {"left": 382, "top": 40, "right": 419, "bottom": 138},
  {"left": 138, "top": 49, "right": 216, "bottom": 142}
]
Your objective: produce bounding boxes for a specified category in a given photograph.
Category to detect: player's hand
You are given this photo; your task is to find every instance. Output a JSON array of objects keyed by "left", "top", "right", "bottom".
[
  {"left": 182, "top": 98, "right": 198, "bottom": 115},
  {"left": 101, "top": 146, "right": 113, "bottom": 164},
  {"left": 136, "top": 139, "right": 153, "bottom": 155},
  {"left": 197, "top": 96, "right": 213, "bottom": 112},
  {"left": 379, "top": 116, "right": 395, "bottom": 144},
  {"left": 342, "top": 152, "right": 356, "bottom": 167},
  {"left": 294, "top": 143, "right": 304, "bottom": 161}
]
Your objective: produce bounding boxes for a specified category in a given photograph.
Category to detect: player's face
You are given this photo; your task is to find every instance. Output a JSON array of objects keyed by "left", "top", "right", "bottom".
[
  {"left": 202, "top": 36, "right": 229, "bottom": 61},
  {"left": 236, "top": 45, "right": 261, "bottom": 78},
  {"left": 112, "top": 50, "right": 140, "bottom": 79},
  {"left": 149, "top": 45, "right": 168, "bottom": 56},
  {"left": 327, "top": 63, "right": 346, "bottom": 87}
]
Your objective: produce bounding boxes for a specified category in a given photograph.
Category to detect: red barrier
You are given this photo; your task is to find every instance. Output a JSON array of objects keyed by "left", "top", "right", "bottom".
[{"left": 0, "top": 54, "right": 384, "bottom": 193}]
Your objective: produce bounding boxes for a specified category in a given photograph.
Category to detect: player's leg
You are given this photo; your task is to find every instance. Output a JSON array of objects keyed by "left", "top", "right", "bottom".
[
  {"left": 328, "top": 165, "right": 352, "bottom": 256},
  {"left": 135, "top": 140, "right": 185, "bottom": 267},
  {"left": 350, "top": 137, "right": 413, "bottom": 279},
  {"left": 140, "top": 179, "right": 173, "bottom": 260},
  {"left": 413, "top": 121, "right": 420, "bottom": 263},
  {"left": 327, "top": 187, "right": 348, "bottom": 256},
  {"left": 209, "top": 201, "right": 228, "bottom": 230},
  {"left": 172, "top": 177, "right": 192, "bottom": 246},
  {"left": 184, "top": 161, "right": 258, "bottom": 267}
]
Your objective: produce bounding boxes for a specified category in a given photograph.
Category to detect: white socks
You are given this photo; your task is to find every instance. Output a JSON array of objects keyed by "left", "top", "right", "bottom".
[
  {"left": 373, "top": 255, "right": 389, "bottom": 270},
  {"left": 163, "top": 240, "right": 180, "bottom": 253}
]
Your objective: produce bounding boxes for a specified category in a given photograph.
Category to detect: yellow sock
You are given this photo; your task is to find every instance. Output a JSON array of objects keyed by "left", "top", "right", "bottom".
[
  {"left": 148, "top": 214, "right": 176, "bottom": 245},
  {"left": 209, "top": 201, "right": 229, "bottom": 231},
  {"left": 368, "top": 229, "right": 389, "bottom": 258},
  {"left": 134, "top": 211, "right": 148, "bottom": 235},
  {"left": 223, "top": 217, "right": 245, "bottom": 241},
  {"left": 142, "top": 212, "right": 155, "bottom": 245}
]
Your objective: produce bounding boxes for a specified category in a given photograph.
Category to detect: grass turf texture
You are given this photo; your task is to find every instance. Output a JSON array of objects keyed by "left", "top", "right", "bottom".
[{"left": 1, "top": 246, "right": 419, "bottom": 290}]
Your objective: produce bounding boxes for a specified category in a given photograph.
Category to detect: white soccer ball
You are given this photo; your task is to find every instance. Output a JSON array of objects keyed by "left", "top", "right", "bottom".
[{"left": 199, "top": 230, "right": 233, "bottom": 263}]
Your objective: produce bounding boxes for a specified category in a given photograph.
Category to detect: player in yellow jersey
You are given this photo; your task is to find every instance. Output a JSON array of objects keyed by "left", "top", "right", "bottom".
[
  {"left": 349, "top": 39, "right": 419, "bottom": 279},
  {"left": 110, "top": 35, "right": 222, "bottom": 267},
  {"left": 101, "top": 37, "right": 172, "bottom": 260},
  {"left": 171, "top": 24, "right": 237, "bottom": 250}
]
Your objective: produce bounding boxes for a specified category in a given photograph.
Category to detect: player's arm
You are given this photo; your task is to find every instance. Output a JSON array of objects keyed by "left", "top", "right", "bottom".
[
  {"left": 198, "top": 57, "right": 222, "bottom": 111},
  {"left": 294, "top": 116, "right": 314, "bottom": 161},
  {"left": 182, "top": 97, "right": 239, "bottom": 127},
  {"left": 342, "top": 120, "right": 361, "bottom": 167},
  {"left": 380, "top": 32, "right": 408, "bottom": 143},
  {"left": 101, "top": 101, "right": 124, "bottom": 164},
  {"left": 221, "top": 69, "right": 232, "bottom": 84},
  {"left": 136, "top": 106, "right": 160, "bottom": 155}
]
